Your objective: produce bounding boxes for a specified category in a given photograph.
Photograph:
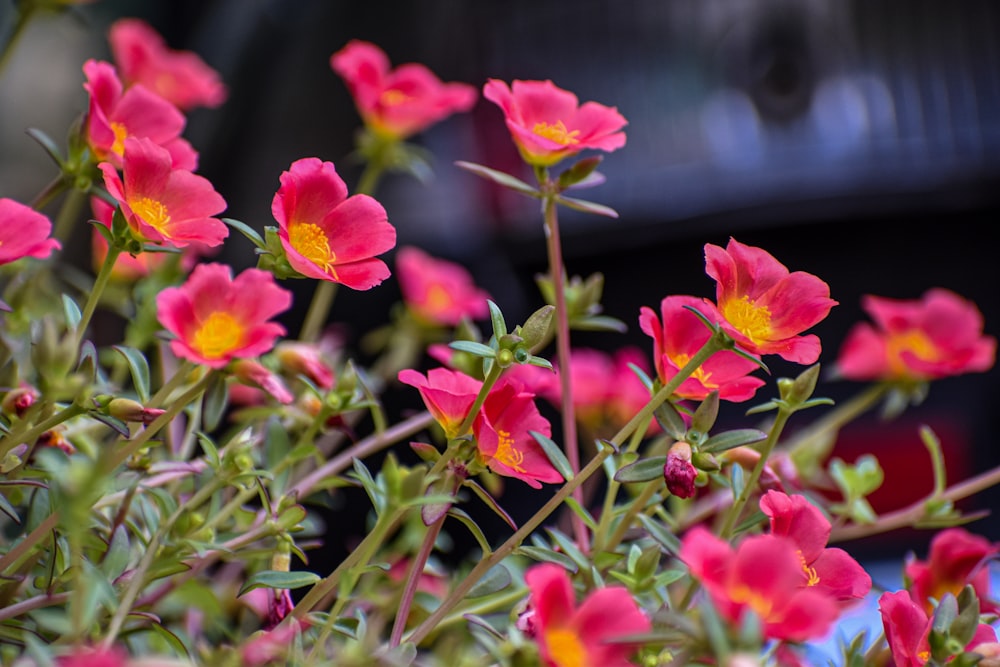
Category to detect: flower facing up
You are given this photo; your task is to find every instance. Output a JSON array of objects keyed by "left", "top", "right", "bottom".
[
  {"left": 0, "top": 197, "right": 60, "bottom": 265},
  {"left": 473, "top": 376, "right": 561, "bottom": 489},
  {"left": 99, "top": 137, "right": 228, "bottom": 248},
  {"left": 82, "top": 59, "right": 197, "bottom": 170},
  {"left": 680, "top": 526, "right": 841, "bottom": 642},
  {"left": 271, "top": 157, "right": 396, "bottom": 290},
  {"left": 156, "top": 264, "right": 292, "bottom": 368},
  {"left": 395, "top": 245, "right": 491, "bottom": 326},
  {"left": 397, "top": 367, "right": 482, "bottom": 439},
  {"left": 330, "top": 40, "right": 477, "bottom": 140},
  {"left": 524, "top": 563, "right": 651, "bottom": 667},
  {"left": 108, "top": 18, "right": 227, "bottom": 111},
  {"left": 705, "top": 238, "right": 837, "bottom": 364},
  {"left": 879, "top": 590, "right": 998, "bottom": 667},
  {"left": 904, "top": 527, "right": 999, "bottom": 615},
  {"left": 639, "top": 295, "right": 765, "bottom": 402},
  {"left": 836, "top": 289, "right": 997, "bottom": 383},
  {"left": 483, "top": 78, "right": 627, "bottom": 168},
  {"left": 759, "top": 490, "right": 871, "bottom": 606}
]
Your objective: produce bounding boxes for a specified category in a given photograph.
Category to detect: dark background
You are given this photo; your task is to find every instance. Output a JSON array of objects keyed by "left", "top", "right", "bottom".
[{"left": 3, "top": 0, "right": 1000, "bottom": 570}]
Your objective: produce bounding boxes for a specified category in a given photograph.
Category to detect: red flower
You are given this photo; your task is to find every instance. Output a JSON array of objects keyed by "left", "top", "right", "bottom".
[
  {"left": 680, "top": 526, "right": 840, "bottom": 642},
  {"left": 0, "top": 197, "right": 60, "bottom": 265},
  {"left": 156, "top": 263, "right": 292, "bottom": 369},
  {"left": 330, "top": 40, "right": 476, "bottom": 140},
  {"left": 271, "top": 158, "right": 396, "bottom": 290},
  {"left": 664, "top": 441, "right": 697, "bottom": 499},
  {"left": 397, "top": 367, "right": 482, "bottom": 439},
  {"left": 83, "top": 59, "right": 197, "bottom": 170},
  {"left": 55, "top": 645, "right": 128, "bottom": 667},
  {"left": 639, "top": 295, "right": 765, "bottom": 402},
  {"left": 395, "top": 245, "right": 491, "bottom": 326},
  {"left": 483, "top": 78, "right": 627, "bottom": 167},
  {"left": 99, "top": 137, "right": 228, "bottom": 248},
  {"left": 759, "top": 490, "right": 871, "bottom": 606},
  {"left": 524, "top": 563, "right": 650, "bottom": 667},
  {"left": 905, "top": 527, "right": 999, "bottom": 615},
  {"left": 474, "top": 376, "right": 561, "bottom": 489},
  {"left": 705, "top": 238, "right": 837, "bottom": 364},
  {"left": 836, "top": 289, "right": 996, "bottom": 382},
  {"left": 108, "top": 18, "right": 227, "bottom": 111}
]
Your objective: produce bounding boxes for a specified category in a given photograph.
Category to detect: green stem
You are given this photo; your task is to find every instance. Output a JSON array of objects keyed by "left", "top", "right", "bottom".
[
  {"left": 455, "top": 362, "right": 501, "bottom": 437},
  {"left": 404, "top": 334, "right": 728, "bottom": 645},
  {"left": 53, "top": 185, "right": 88, "bottom": 246},
  {"left": 0, "top": 512, "right": 59, "bottom": 575},
  {"left": 149, "top": 360, "right": 198, "bottom": 408},
  {"left": 355, "top": 161, "right": 384, "bottom": 198},
  {"left": 74, "top": 245, "right": 121, "bottom": 349},
  {"left": 786, "top": 382, "right": 889, "bottom": 461},
  {"left": 604, "top": 478, "right": 666, "bottom": 554},
  {"left": 298, "top": 281, "right": 337, "bottom": 343},
  {"left": 592, "top": 411, "right": 653, "bottom": 552},
  {"left": 0, "top": 6, "right": 33, "bottom": 76},
  {"left": 30, "top": 176, "right": 69, "bottom": 212},
  {"left": 0, "top": 402, "right": 86, "bottom": 460},
  {"left": 389, "top": 511, "right": 446, "bottom": 647}
]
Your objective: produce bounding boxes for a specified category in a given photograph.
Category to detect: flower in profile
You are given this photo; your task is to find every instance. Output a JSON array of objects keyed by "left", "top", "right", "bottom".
[
  {"left": 83, "top": 59, "right": 197, "bottom": 170},
  {"left": 0, "top": 197, "right": 60, "bottom": 265},
  {"left": 759, "top": 490, "right": 871, "bottom": 606},
  {"left": 271, "top": 157, "right": 396, "bottom": 290},
  {"left": 904, "top": 527, "right": 999, "bottom": 615},
  {"left": 836, "top": 289, "right": 996, "bottom": 382},
  {"left": 99, "top": 137, "right": 228, "bottom": 248},
  {"left": 483, "top": 78, "right": 627, "bottom": 167},
  {"left": 474, "top": 376, "right": 561, "bottom": 489},
  {"left": 524, "top": 563, "right": 650, "bottom": 667},
  {"left": 639, "top": 295, "right": 765, "bottom": 402},
  {"left": 330, "top": 40, "right": 476, "bottom": 140},
  {"left": 108, "top": 18, "right": 227, "bottom": 111},
  {"left": 397, "top": 367, "right": 481, "bottom": 439},
  {"left": 680, "top": 526, "right": 841, "bottom": 642},
  {"left": 395, "top": 245, "right": 490, "bottom": 326},
  {"left": 705, "top": 237, "right": 837, "bottom": 364},
  {"left": 156, "top": 264, "right": 292, "bottom": 369}
]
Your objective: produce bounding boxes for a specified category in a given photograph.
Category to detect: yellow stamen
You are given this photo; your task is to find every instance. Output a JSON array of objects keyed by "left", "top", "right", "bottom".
[
  {"left": 545, "top": 628, "right": 587, "bottom": 667},
  {"left": 532, "top": 120, "right": 580, "bottom": 146},
  {"left": 721, "top": 295, "right": 772, "bottom": 345},
  {"left": 128, "top": 197, "right": 171, "bottom": 235},
  {"left": 424, "top": 284, "right": 452, "bottom": 312},
  {"left": 110, "top": 121, "right": 128, "bottom": 156},
  {"left": 493, "top": 429, "right": 526, "bottom": 472},
  {"left": 191, "top": 311, "right": 245, "bottom": 359},
  {"left": 886, "top": 329, "right": 939, "bottom": 376},
  {"left": 671, "top": 353, "right": 715, "bottom": 387},
  {"left": 730, "top": 584, "right": 773, "bottom": 619},
  {"left": 797, "top": 550, "right": 821, "bottom": 587},
  {"left": 289, "top": 222, "right": 338, "bottom": 278},
  {"left": 380, "top": 89, "right": 412, "bottom": 106}
]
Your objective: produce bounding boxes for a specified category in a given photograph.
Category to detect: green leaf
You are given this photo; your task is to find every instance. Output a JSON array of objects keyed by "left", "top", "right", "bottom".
[
  {"left": 90, "top": 412, "right": 130, "bottom": 437},
  {"left": 701, "top": 429, "right": 768, "bottom": 454},
  {"left": 464, "top": 479, "right": 516, "bottom": 530},
  {"left": 447, "top": 507, "right": 493, "bottom": 556},
  {"left": 0, "top": 491, "right": 19, "bottom": 523},
  {"left": 201, "top": 371, "right": 229, "bottom": 432},
  {"left": 530, "top": 431, "right": 573, "bottom": 482},
  {"left": 654, "top": 402, "right": 688, "bottom": 440},
  {"left": 449, "top": 340, "right": 497, "bottom": 358},
  {"left": 351, "top": 458, "right": 385, "bottom": 516},
  {"left": 223, "top": 218, "right": 267, "bottom": 249},
  {"left": 62, "top": 295, "right": 81, "bottom": 331},
  {"left": 517, "top": 545, "right": 578, "bottom": 572},
  {"left": 26, "top": 127, "right": 65, "bottom": 166},
  {"left": 454, "top": 161, "right": 540, "bottom": 197},
  {"left": 467, "top": 563, "right": 512, "bottom": 598},
  {"left": 112, "top": 346, "right": 151, "bottom": 403},
  {"left": 558, "top": 156, "right": 603, "bottom": 189},
  {"left": 637, "top": 514, "right": 681, "bottom": 555},
  {"left": 554, "top": 194, "right": 619, "bottom": 218},
  {"left": 101, "top": 524, "right": 131, "bottom": 581},
  {"left": 614, "top": 456, "right": 667, "bottom": 483},
  {"left": 546, "top": 528, "right": 590, "bottom": 573},
  {"left": 487, "top": 300, "right": 507, "bottom": 340},
  {"left": 239, "top": 570, "right": 321, "bottom": 596}
]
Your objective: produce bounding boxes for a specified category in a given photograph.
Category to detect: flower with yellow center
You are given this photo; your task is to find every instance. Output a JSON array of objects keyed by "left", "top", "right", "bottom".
[
  {"left": 128, "top": 196, "right": 171, "bottom": 237},
  {"left": 721, "top": 295, "right": 773, "bottom": 347},
  {"left": 110, "top": 121, "right": 129, "bottom": 157},
  {"left": 886, "top": 329, "right": 939, "bottom": 378},
  {"left": 532, "top": 120, "right": 580, "bottom": 146},
  {"left": 191, "top": 311, "right": 245, "bottom": 360},
  {"left": 288, "top": 222, "right": 339, "bottom": 278},
  {"left": 491, "top": 429, "right": 526, "bottom": 473},
  {"left": 544, "top": 628, "right": 587, "bottom": 667}
]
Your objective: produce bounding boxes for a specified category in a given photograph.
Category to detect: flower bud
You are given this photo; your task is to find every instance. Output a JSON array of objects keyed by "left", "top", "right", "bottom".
[
  {"left": 275, "top": 341, "right": 335, "bottom": 390},
  {"left": 664, "top": 441, "right": 697, "bottom": 499},
  {"left": 232, "top": 360, "right": 294, "bottom": 404},
  {"left": 107, "top": 398, "right": 166, "bottom": 425},
  {"left": 2, "top": 383, "right": 39, "bottom": 417}
]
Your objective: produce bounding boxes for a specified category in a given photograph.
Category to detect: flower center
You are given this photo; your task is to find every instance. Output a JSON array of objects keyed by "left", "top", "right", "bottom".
[
  {"left": 797, "top": 550, "right": 821, "bottom": 587},
  {"left": 493, "top": 429, "right": 526, "bottom": 472},
  {"left": 532, "top": 120, "right": 580, "bottom": 146},
  {"left": 128, "top": 197, "right": 171, "bottom": 235},
  {"left": 289, "top": 222, "right": 338, "bottom": 277},
  {"left": 545, "top": 628, "right": 587, "bottom": 667},
  {"left": 191, "top": 311, "right": 245, "bottom": 360},
  {"left": 730, "top": 583, "right": 774, "bottom": 620},
  {"left": 721, "top": 296, "right": 772, "bottom": 344},
  {"left": 424, "top": 284, "right": 452, "bottom": 313},
  {"left": 886, "top": 329, "right": 939, "bottom": 376},
  {"left": 671, "top": 353, "right": 715, "bottom": 387},
  {"left": 110, "top": 121, "right": 128, "bottom": 156},
  {"left": 380, "top": 89, "right": 412, "bottom": 106}
]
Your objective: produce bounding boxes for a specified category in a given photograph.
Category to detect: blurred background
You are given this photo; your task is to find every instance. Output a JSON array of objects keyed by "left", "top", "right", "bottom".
[{"left": 3, "top": 0, "right": 1000, "bottom": 578}]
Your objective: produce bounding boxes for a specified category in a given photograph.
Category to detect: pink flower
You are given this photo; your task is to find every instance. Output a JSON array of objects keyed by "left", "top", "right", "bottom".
[
  {"left": 397, "top": 367, "right": 482, "bottom": 439},
  {"left": 241, "top": 620, "right": 307, "bottom": 667},
  {"left": 0, "top": 198, "right": 60, "bottom": 265},
  {"left": 680, "top": 526, "right": 841, "bottom": 642},
  {"left": 639, "top": 295, "right": 765, "bottom": 402},
  {"left": 705, "top": 238, "right": 837, "bottom": 364},
  {"left": 271, "top": 158, "right": 396, "bottom": 290},
  {"left": 664, "top": 441, "right": 697, "bottom": 499},
  {"left": 474, "top": 376, "right": 561, "bottom": 489},
  {"left": 759, "top": 490, "right": 871, "bottom": 606},
  {"left": 395, "top": 245, "right": 490, "bottom": 326},
  {"left": 524, "top": 563, "right": 650, "bottom": 667},
  {"left": 99, "top": 137, "right": 228, "bottom": 248},
  {"left": 156, "top": 263, "right": 292, "bottom": 369},
  {"left": 330, "top": 40, "right": 476, "bottom": 140},
  {"left": 904, "top": 527, "right": 999, "bottom": 615},
  {"left": 108, "top": 18, "right": 227, "bottom": 111},
  {"left": 83, "top": 59, "right": 197, "bottom": 170},
  {"left": 55, "top": 645, "right": 128, "bottom": 667},
  {"left": 836, "top": 289, "right": 996, "bottom": 382},
  {"left": 483, "top": 79, "right": 627, "bottom": 167}
]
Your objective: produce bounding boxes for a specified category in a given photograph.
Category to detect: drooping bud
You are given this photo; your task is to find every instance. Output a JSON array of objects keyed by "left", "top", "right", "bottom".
[
  {"left": 107, "top": 398, "right": 166, "bottom": 425},
  {"left": 664, "top": 441, "right": 697, "bottom": 499},
  {"left": 2, "top": 383, "right": 39, "bottom": 417}
]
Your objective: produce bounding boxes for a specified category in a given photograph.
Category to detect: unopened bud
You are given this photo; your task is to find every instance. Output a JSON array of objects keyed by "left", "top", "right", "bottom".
[
  {"left": 664, "top": 441, "right": 697, "bottom": 499},
  {"left": 107, "top": 398, "right": 166, "bottom": 425},
  {"left": 233, "top": 360, "right": 294, "bottom": 404},
  {"left": 275, "top": 342, "right": 335, "bottom": 390},
  {"left": 2, "top": 384, "right": 39, "bottom": 417}
]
